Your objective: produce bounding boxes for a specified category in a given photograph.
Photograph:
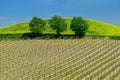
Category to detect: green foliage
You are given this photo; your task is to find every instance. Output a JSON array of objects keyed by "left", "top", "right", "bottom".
[
  {"left": 70, "top": 17, "right": 89, "bottom": 36},
  {"left": 0, "top": 34, "right": 22, "bottom": 40},
  {"left": 29, "top": 17, "right": 46, "bottom": 34},
  {"left": 49, "top": 16, "right": 67, "bottom": 36}
]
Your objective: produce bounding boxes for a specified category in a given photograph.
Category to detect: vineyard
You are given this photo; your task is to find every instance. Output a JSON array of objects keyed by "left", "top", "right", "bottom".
[{"left": 0, "top": 38, "right": 120, "bottom": 80}]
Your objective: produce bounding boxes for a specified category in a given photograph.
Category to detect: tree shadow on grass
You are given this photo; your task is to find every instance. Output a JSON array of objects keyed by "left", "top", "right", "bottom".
[{"left": 21, "top": 33, "right": 85, "bottom": 39}]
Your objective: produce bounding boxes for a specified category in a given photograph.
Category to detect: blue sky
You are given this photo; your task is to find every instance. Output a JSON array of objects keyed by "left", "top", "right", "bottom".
[{"left": 0, "top": 0, "right": 120, "bottom": 27}]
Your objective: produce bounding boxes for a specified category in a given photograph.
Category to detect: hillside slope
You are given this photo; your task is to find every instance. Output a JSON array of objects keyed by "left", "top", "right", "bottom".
[{"left": 0, "top": 18, "right": 120, "bottom": 36}]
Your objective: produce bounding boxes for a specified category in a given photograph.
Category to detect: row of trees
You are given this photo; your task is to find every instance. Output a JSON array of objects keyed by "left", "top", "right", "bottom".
[{"left": 29, "top": 16, "right": 89, "bottom": 37}]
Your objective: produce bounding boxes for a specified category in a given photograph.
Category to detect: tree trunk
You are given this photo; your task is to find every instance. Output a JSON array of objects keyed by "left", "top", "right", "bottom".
[{"left": 56, "top": 29, "right": 60, "bottom": 37}]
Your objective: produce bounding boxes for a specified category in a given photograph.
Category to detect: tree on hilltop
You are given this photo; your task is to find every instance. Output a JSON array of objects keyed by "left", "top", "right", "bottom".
[
  {"left": 29, "top": 17, "right": 46, "bottom": 35},
  {"left": 49, "top": 16, "right": 67, "bottom": 36},
  {"left": 70, "top": 17, "right": 89, "bottom": 36}
]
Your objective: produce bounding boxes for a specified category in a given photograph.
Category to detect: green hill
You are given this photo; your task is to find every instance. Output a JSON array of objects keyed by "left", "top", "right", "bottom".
[{"left": 0, "top": 18, "right": 120, "bottom": 36}]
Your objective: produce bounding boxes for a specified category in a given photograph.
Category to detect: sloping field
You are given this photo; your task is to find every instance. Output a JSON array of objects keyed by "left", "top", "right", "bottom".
[{"left": 0, "top": 38, "right": 120, "bottom": 80}]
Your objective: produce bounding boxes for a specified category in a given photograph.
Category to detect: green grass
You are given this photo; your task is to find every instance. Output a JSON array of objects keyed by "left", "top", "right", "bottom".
[{"left": 0, "top": 18, "right": 120, "bottom": 36}]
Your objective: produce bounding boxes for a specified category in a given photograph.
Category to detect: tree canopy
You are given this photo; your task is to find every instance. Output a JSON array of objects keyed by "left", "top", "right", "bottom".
[
  {"left": 70, "top": 17, "right": 89, "bottom": 36},
  {"left": 29, "top": 17, "right": 46, "bottom": 34},
  {"left": 49, "top": 16, "right": 67, "bottom": 36}
]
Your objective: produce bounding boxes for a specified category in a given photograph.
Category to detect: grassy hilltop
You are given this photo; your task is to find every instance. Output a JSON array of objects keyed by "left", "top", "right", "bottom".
[{"left": 0, "top": 18, "right": 120, "bottom": 36}]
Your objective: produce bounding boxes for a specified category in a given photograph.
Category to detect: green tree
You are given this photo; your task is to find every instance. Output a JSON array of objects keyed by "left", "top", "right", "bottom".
[
  {"left": 49, "top": 16, "right": 67, "bottom": 36},
  {"left": 29, "top": 17, "right": 46, "bottom": 34},
  {"left": 70, "top": 17, "right": 89, "bottom": 36}
]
